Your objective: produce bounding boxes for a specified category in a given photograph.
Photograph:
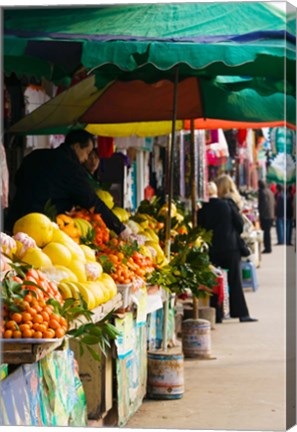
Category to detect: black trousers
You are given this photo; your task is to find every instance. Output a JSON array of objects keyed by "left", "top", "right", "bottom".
[
  {"left": 260, "top": 218, "right": 273, "bottom": 252},
  {"left": 210, "top": 250, "right": 249, "bottom": 319}
]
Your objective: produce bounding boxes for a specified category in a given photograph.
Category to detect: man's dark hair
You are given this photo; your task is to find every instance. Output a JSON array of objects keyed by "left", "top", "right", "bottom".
[{"left": 64, "top": 130, "right": 95, "bottom": 148}]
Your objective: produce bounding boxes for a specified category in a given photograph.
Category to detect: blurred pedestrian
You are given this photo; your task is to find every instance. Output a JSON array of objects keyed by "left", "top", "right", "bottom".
[
  {"left": 258, "top": 180, "right": 275, "bottom": 253},
  {"left": 198, "top": 177, "right": 257, "bottom": 323},
  {"left": 275, "top": 184, "right": 285, "bottom": 245}
]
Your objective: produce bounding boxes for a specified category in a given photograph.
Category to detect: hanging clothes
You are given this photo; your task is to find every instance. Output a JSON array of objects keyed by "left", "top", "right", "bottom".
[
  {"left": 237, "top": 129, "right": 248, "bottom": 146},
  {"left": 24, "top": 85, "right": 50, "bottom": 150},
  {"left": 97, "top": 136, "right": 114, "bottom": 158}
]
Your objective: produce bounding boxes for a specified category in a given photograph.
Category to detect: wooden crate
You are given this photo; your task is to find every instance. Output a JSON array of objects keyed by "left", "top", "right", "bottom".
[
  {"left": 69, "top": 295, "right": 121, "bottom": 420},
  {"left": 1, "top": 339, "right": 64, "bottom": 364},
  {"left": 1, "top": 293, "right": 122, "bottom": 366},
  {"left": 70, "top": 293, "right": 122, "bottom": 328},
  {"left": 70, "top": 341, "right": 113, "bottom": 420}
]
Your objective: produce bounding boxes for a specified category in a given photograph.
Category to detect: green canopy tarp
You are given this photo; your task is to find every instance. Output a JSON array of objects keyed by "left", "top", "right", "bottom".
[
  {"left": 8, "top": 73, "right": 296, "bottom": 135},
  {"left": 3, "top": 3, "right": 296, "bottom": 85},
  {"left": 5, "top": 3, "right": 296, "bottom": 135}
]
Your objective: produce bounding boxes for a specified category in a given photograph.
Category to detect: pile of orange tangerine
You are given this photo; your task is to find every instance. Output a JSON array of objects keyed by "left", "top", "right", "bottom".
[
  {"left": 97, "top": 240, "right": 155, "bottom": 284},
  {"left": 1, "top": 269, "right": 68, "bottom": 340}
]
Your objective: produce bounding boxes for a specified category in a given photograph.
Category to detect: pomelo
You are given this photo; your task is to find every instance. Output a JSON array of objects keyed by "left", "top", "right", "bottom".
[
  {"left": 85, "top": 281, "right": 105, "bottom": 306},
  {"left": 42, "top": 242, "right": 72, "bottom": 267},
  {"left": 22, "top": 247, "right": 52, "bottom": 268},
  {"left": 68, "top": 259, "right": 87, "bottom": 282},
  {"left": 41, "top": 264, "right": 78, "bottom": 283},
  {"left": 13, "top": 213, "right": 54, "bottom": 247},
  {"left": 98, "top": 272, "right": 117, "bottom": 298},
  {"left": 51, "top": 228, "right": 86, "bottom": 262},
  {"left": 80, "top": 244, "right": 96, "bottom": 262}
]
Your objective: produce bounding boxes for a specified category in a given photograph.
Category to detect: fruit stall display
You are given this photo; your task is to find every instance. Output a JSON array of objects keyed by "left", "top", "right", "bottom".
[
  {"left": 0, "top": 198, "right": 172, "bottom": 427},
  {"left": 0, "top": 194, "right": 218, "bottom": 427},
  {"left": 1, "top": 194, "right": 216, "bottom": 339},
  {"left": 0, "top": 199, "right": 169, "bottom": 334}
]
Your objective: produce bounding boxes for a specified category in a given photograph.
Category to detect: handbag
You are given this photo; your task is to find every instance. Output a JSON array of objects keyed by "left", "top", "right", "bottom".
[{"left": 238, "top": 235, "right": 251, "bottom": 257}]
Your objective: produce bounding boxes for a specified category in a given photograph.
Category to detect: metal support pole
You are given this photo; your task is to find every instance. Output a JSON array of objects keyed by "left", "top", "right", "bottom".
[
  {"left": 163, "top": 65, "right": 179, "bottom": 352},
  {"left": 190, "top": 119, "right": 197, "bottom": 228},
  {"left": 190, "top": 119, "right": 199, "bottom": 319}
]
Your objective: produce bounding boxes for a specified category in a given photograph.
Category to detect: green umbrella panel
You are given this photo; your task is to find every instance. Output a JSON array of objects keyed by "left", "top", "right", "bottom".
[
  {"left": 8, "top": 73, "right": 296, "bottom": 135},
  {"left": 3, "top": 3, "right": 296, "bottom": 86}
]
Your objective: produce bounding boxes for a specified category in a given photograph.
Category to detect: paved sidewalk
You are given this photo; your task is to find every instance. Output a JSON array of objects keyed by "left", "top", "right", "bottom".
[{"left": 125, "top": 241, "right": 290, "bottom": 430}]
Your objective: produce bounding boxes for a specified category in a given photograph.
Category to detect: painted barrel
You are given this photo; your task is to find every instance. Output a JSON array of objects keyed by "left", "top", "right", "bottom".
[
  {"left": 147, "top": 348, "right": 184, "bottom": 399},
  {"left": 182, "top": 318, "right": 211, "bottom": 358}
]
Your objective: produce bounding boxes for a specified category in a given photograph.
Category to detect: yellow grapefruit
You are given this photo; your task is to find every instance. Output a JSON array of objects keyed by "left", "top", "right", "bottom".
[
  {"left": 22, "top": 247, "right": 52, "bottom": 268},
  {"left": 85, "top": 281, "right": 105, "bottom": 306},
  {"left": 42, "top": 242, "right": 72, "bottom": 266},
  {"left": 98, "top": 273, "right": 117, "bottom": 298},
  {"left": 40, "top": 265, "right": 78, "bottom": 283},
  {"left": 95, "top": 189, "right": 114, "bottom": 209},
  {"left": 13, "top": 213, "right": 54, "bottom": 247},
  {"left": 74, "top": 282, "right": 96, "bottom": 310},
  {"left": 51, "top": 228, "right": 86, "bottom": 262},
  {"left": 80, "top": 244, "right": 96, "bottom": 262},
  {"left": 68, "top": 259, "right": 87, "bottom": 282}
]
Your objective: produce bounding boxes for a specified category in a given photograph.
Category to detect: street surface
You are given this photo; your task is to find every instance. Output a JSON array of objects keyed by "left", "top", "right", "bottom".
[{"left": 125, "top": 235, "right": 294, "bottom": 430}]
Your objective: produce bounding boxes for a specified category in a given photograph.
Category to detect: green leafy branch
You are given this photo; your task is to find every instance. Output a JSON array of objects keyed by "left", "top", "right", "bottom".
[
  {"left": 67, "top": 310, "right": 121, "bottom": 359},
  {"left": 46, "top": 297, "right": 120, "bottom": 360},
  {"left": 118, "top": 240, "right": 140, "bottom": 258},
  {"left": 43, "top": 199, "right": 57, "bottom": 221},
  {"left": 1, "top": 274, "right": 36, "bottom": 313},
  {"left": 1, "top": 263, "right": 51, "bottom": 312},
  {"left": 171, "top": 226, "right": 213, "bottom": 254},
  {"left": 146, "top": 240, "right": 217, "bottom": 299},
  {"left": 97, "top": 255, "right": 115, "bottom": 274},
  {"left": 136, "top": 196, "right": 162, "bottom": 217}
]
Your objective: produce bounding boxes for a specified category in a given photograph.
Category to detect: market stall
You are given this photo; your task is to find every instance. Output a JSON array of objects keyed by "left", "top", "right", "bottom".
[
  {"left": 2, "top": 3, "right": 295, "bottom": 428},
  {"left": 0, "top": 197, "right": 174, "bottom": 426}
]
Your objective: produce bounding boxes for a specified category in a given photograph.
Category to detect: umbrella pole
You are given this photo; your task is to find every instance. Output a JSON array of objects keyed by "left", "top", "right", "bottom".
[
  {"left": 190, "top": 119, "right": 197, "bottom": 228},
  {"left": 162, "top": 65, "right": 179, "bottom": 352},
  {"left": 190, "top": 119, "right": 199, "bottom": 319}
]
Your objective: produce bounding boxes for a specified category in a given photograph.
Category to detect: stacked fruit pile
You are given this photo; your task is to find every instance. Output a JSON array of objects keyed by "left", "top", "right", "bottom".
[
  {"left": 68, "top": 207, "right": 110, "bottom": 247},
  {"left": 56, "top": 203, "right": 163, "bottom": 285},
  {"left": 96, "top": 238, "right": 155, "bottom": 285},
  {"left": 2, "top": 195, "right": 176, "bottom": 314},
  {"left": 126, "top": 216, "right": 168, "bottom": 266},
  {"left": 1, "top": 267, "right": 67, "bottom": 339},
  {"left": 1, "top": 213, "right": 118, "bottom": 310}
]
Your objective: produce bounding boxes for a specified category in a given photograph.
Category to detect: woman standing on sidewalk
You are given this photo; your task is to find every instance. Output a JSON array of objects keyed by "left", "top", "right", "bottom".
[{"left": 198, "top": 176, "right": 257, "bottom": 323}]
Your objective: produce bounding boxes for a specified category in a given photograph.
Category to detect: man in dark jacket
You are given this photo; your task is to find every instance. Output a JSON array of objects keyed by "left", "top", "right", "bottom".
[
  {"left": 258, "top": 180, "right": 275, "bottom": 253},
  {"left": 5, "top": 130, "right": 128, "bottom": 238}
]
